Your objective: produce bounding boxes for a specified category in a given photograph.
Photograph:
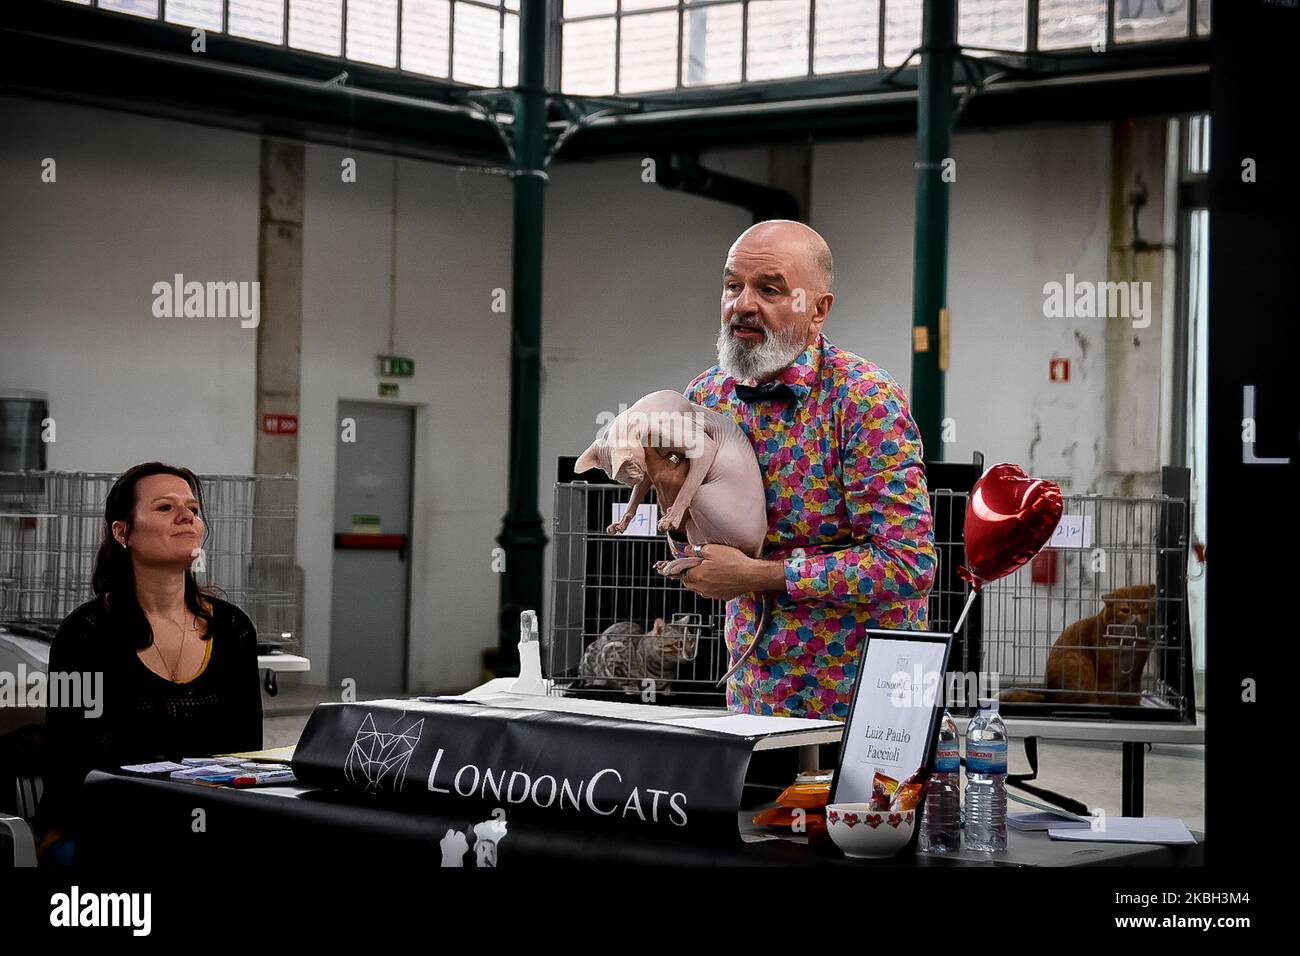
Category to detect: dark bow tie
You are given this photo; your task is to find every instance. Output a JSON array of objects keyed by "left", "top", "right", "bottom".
[{"left": 734, "top": 380, "right": 798, "bottom": 405}]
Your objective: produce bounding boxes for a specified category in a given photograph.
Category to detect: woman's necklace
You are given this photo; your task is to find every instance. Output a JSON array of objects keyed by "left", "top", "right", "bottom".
[{"left": 151, "top": 611, "right": 197, "bottom": 681}]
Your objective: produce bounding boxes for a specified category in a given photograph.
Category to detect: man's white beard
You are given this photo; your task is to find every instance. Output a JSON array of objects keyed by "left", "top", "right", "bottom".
[{"left": 716, "top": 320, "right": 809, "bottom": 382}]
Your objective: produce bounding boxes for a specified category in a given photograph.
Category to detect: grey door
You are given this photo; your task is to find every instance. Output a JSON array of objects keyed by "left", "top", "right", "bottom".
[{"left": 329, "top": 401, "right": 414, "bottom": 694}]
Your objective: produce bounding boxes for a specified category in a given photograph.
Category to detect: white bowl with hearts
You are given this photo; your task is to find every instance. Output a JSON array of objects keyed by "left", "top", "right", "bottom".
[{"left": 826, "top": 802, "right": 917, "bottom": 858}]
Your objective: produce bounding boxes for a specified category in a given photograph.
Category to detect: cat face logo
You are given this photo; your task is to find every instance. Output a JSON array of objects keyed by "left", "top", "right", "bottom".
[{"left": 343, "top": 713, "right": 425, "bottom": 794}]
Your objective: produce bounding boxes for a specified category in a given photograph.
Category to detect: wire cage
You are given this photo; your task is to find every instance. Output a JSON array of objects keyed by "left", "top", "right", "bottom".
[
  {"left": 0, "top": 471, "right": 298, "bottom": 652},
  {"left": 548, "top": 456, "right": 1194, "bottom": 723},
  {"left": 547, "top": 455, "right": 985, "bottom": 707},
  {"left": 983, "top": 466, "right": 1194, "bottom": 724}
]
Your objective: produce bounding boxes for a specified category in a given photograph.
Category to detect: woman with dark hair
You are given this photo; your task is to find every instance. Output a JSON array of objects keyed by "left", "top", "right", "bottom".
[{"left": 35, "top": 462, "right": 263, "bottom": 863}]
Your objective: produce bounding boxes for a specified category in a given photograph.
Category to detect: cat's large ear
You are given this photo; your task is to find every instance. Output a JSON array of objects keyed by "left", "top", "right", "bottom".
[
  {"left": 575, "top": 439, "right": 608, "bottom": 477},
  {"left": 651, "top": 617, "right": 665, "bottom": 633}
]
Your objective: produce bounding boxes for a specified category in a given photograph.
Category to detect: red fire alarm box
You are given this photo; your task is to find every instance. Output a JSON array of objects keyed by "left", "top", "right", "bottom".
[
  {"left": 262, "top": 414, "right": 298, "bottom": 435},
  {"left": 1031, "top": 549, "right": 1059, "bottom": 584},
  {"left": 1049, "top": 358, "right": 1070, "bottom": 382}
]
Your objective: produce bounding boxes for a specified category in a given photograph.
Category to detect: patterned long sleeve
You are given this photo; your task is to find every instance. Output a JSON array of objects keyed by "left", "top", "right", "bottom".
[
  {"left": 675, "top": 333, "right": 938, "bottom": 718},
  {"left": 783, "top": 377, "right": 936, "bottom": 606}
]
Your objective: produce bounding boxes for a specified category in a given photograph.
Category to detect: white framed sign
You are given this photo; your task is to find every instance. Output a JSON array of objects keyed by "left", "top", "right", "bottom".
[{"left": 829, "top": 629, "right": 953, "bottom": 805}]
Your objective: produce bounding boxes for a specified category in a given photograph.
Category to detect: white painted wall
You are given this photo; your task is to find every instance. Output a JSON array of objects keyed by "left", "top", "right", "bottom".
[
  {"left": 1, "top": 94, "right": 1136, "bottom": 695},
  {"left": 0, "top": 95, "right": 260, "bottom": 475},
  {"left": 297, "top": 146, "right": 513, "bottom": 694},
  {"left": 811, "top": 125, "right": 1113, "bottom": 493}
]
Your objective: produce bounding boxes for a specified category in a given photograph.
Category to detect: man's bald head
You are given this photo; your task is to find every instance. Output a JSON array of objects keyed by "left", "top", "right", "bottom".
[
  {"left": 717, "top": 220, "right": 836, "bottom": 382},
  {"left": 728, "top": 220, "right": 834, "bottom": 295}
]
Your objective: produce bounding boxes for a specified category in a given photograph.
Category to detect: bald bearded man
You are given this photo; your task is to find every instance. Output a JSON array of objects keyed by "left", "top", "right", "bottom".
[{"left": 662, "top": 220, "right": 937, "bottom": 719}]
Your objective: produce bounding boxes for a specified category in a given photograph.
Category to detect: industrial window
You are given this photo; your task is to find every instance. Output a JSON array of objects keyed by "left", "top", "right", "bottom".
[
  {"left": 561, "top": 0, "right": 1212, "bottom": 95},
  {"left": 61, "top": 0, "right": 1210, "bottom": 93},
  {"left": 63, "top": 0, "right": 521, "bottom": 87}
]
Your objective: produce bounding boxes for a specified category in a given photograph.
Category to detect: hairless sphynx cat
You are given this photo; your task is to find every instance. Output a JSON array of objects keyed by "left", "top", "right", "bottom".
[{"left": 575, "top": 390, "right": 772, "bottom": 686}]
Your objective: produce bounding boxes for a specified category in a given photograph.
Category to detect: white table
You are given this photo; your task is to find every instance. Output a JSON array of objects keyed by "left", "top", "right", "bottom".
[
  {"left": 998, "top": 718, "right": 1204, "bottom": 817},
  {"left": 256, "top": 652, "right": 310, "bottom": 695}
]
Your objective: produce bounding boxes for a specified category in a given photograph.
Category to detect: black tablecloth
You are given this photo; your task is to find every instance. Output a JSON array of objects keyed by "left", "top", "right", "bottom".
[{"left": 75, "top": 771, "right": 1204, "bottom": 867}]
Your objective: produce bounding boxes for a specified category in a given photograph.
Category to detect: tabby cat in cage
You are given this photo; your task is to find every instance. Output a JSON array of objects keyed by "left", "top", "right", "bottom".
[{"left": 580, "top": 615, "right": 699, "bottom": 695}]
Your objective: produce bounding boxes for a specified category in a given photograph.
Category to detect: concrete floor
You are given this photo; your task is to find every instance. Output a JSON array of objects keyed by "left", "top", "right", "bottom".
[{"left": 262, "top": 685, "right": 1205, "bottom": 833}]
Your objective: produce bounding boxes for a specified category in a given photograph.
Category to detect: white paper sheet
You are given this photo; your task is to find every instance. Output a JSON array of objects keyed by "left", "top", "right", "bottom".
[
  {"left": 395, "top": 692, "right": 724, "bottom": 724},
  {"left": 393, "top": 690, "right": 833, "bottom": 737},
  {"left": 1048, "top": 817, "right": 1197, "bottom": 845},
  {"left": 658, "top": 713, "right": 837, "bottom": 737}
]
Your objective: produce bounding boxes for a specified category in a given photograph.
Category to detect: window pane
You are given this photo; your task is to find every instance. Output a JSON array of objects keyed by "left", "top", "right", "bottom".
[
  {"left": 401, "top": 0, "right": 450, "bottom": 76},
  {"left": 503, "top": 11, "right": 519, "bottom": 86},
  {"left": 562, "top": 17, "right": 616, "bottom": 94},
  {"left": 453, "top": 1, "right": 502, "bottom": 87},
  {"left": 883, "top": 0, "right": 921, "bottom": 66},
  {"left": 959, "top": 0, "right": 1026, "bottom": 53},
  {"left": 747, "top": 0, "right": 810, "bottom": 81},
  {"left": 619, "top": 10, "right": 679, "bottom": 93},
  {"left": 682, "top": 2, "right": 741, "bottom": 86},
  {"left": 814, "top": 0, "right": 879, "bottom": 75},
  {"left": 167, "top": 0, "right": 223, "bottom": 30},
  {"left": 229, "top": 0, "right": 285, "bottom": 44},
  {"left": 565, "top": 0, "right": 616, "bottom": 17},
  {"left": 1037, "top": 0, "right": 1105, "bottom": 50},
  {"left": 1115, "top": 0, "right": 1188, "bottom": 44},
  {"left": 290, "top": 0, "right": 343, "bottom": 56},
  {"left": 1197, "top": 0, "right": 1211, "bottom": 35},
  {"left": 622, "top": 0, "right": 675, "bottom": 9},
  {"left": 99, "top": 0, "right": 159, "bottom": 17},
  {"left": 1186, "top": 113, "right": 1210, "bottom": 175},
  {"left": 346, "top": 0, "right": 399, "bottom": 67}
]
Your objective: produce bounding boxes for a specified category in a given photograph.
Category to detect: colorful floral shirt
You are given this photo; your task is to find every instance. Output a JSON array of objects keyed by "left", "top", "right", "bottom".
[{"left": 673, "top": 333, "right": 936, "bottom": 720}]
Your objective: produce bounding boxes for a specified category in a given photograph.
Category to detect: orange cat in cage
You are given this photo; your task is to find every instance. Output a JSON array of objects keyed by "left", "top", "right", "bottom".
[{"left": 1001, "top": 584, "right": 1158, "bottom": 707}]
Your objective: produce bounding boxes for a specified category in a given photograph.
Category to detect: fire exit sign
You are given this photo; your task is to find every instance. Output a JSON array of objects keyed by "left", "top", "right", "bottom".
[{"left": 377, "top": 354, "right": 415, "bottom": 378}]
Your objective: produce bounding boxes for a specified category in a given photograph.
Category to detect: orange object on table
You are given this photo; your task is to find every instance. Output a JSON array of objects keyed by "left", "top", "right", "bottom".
[
  {"left": 751, "top": 806, "right": 827, "bottom": 833},
  {"left": 774, "top": 781, "right": 831, "bottom": 809}
]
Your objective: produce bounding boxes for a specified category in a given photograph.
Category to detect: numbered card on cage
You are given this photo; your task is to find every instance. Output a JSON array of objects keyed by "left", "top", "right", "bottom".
[{"left": 611, "top": 502, "right": 659, "bottom": 536}]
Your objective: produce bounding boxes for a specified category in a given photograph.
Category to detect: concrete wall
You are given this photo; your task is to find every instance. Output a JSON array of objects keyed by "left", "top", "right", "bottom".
[{"left": 1, "top": 92, "right": 1160, "bottom": 694}]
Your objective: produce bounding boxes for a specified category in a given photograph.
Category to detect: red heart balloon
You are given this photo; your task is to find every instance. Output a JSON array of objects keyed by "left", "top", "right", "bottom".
[{"left": 958, "top": 463, "right": 1063, "bottom": 591}]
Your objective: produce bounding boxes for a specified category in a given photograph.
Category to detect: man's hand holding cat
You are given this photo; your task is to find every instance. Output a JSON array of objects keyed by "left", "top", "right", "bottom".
[{"left": 676, "top": 544, "right": 786, "bottom": 601}]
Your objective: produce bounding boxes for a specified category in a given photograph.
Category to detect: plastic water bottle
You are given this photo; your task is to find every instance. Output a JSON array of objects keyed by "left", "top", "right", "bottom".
[
  {"left": 919, "top": 711, "right": 962, "bottom": 853},
  {"left": 964, "top": 698, "right": 1008, "bottom": 852}
]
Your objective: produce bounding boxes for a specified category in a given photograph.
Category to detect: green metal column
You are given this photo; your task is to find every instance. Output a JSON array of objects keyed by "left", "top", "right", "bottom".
[
  {"left": 909, "top": 0, "right": 957, "bottom": 454},
  {"left": 495, "top": 0, "right": 550, "bottom": 674}
]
